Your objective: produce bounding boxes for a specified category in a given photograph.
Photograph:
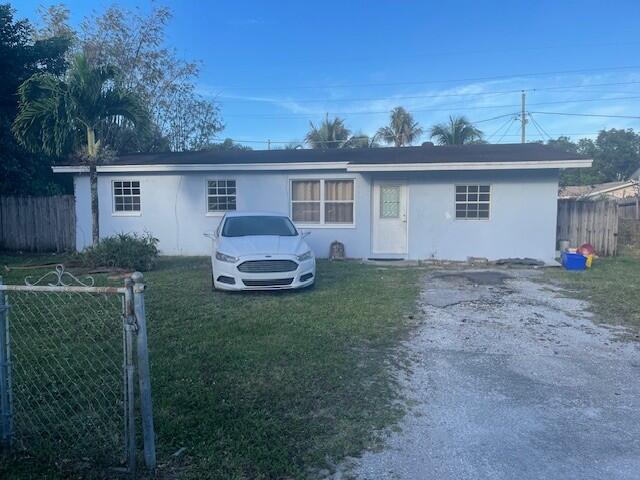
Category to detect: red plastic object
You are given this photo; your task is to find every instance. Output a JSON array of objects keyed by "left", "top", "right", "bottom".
[{"left": 577, "top": 243, "right": 595, "bottom": 256}]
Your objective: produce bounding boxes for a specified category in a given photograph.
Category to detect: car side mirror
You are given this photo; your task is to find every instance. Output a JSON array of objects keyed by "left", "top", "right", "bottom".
[
  {"left": 204, "top": 231, "right": 217, "bottom": 240},
  {"left": 301, "top": 231, "right": 311, "bottom": 238}
]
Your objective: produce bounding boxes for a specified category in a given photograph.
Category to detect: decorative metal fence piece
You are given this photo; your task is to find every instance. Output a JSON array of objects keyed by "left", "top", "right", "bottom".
[{"left": 0, "top": 266, "right": 156, "bottom": 475}]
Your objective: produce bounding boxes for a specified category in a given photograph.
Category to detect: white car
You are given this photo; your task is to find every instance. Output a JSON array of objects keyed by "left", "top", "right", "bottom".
[{"left": 207, "top": 212, "right": 316, "bottom": 291}]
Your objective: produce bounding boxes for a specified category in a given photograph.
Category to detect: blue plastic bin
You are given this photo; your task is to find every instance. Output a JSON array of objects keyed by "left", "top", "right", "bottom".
[{"left": 562, "top": 252, "right": 587, "bottom": 271}]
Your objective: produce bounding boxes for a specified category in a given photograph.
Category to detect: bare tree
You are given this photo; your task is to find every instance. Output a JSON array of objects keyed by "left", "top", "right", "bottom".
[{"left": 37, "top": 4, "right": 223, "bottom": 153}]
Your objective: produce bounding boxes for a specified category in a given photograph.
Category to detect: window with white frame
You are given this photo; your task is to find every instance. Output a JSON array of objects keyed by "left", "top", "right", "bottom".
[
  {"left": 207, "top": 179, "right": 236, "bottom": 212},
  {"left": 455, "top": 184, "right": 490, "bottom": 219},
  {"left": 291, "top": 179, "right": 354, "bottom": 225},
  {"left": 113, "top": 180, "right": 140, "bottom": 213}
]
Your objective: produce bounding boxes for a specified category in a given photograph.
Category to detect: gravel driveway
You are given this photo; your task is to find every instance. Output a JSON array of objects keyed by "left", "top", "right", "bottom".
[{"left": 344, "top": 269, "right": 640, "bottom": 480}]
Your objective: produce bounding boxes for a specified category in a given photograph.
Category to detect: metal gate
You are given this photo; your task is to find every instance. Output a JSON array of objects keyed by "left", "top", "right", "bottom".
[{"left": 0, "top": 266, "right": 156, "bottom": 475}]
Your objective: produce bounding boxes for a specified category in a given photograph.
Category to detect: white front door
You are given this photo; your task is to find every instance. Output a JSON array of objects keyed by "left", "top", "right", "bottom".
[{"left": 372, "top": 182, "right": 408, "bottom": 255}]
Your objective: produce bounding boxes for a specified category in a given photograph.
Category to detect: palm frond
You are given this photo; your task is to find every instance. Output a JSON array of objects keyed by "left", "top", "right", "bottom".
[
  {"left": 378, "top": 106, "right": 423, "bottom": 146},
  {"left": 429, "top": 116, "right": 483, "bottom": 145},
  {"left": 14, "top": 53, "right": 149, "bottom": 157},
  {"left": 305, "top": 115, "right": 351, "bottom": 149},
  {"left": 100, "top": 90, "right": 150, "bottom": 133},
  {"left": 12, "top": 74, "right": 76, "bottom": 157}
]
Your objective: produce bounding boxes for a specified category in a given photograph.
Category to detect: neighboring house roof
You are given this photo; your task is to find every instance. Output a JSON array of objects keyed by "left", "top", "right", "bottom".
[
  {"left": 559, "top": 180, "right": 639, "bottom": 199},
  {"left": 53, "top": 143, "right": 592, "bottom": 174}
]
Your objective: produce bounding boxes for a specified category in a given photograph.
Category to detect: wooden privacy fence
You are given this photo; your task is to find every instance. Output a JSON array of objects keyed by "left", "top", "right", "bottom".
[
  {"left": 557, "top": 198, "right": 618, "bottom": 256},
  {"left": 0, "top": 196, "right": 75, "bottom": 252},
  {"left": 618, "top": 197, "right": 640, "bottom": 220}
]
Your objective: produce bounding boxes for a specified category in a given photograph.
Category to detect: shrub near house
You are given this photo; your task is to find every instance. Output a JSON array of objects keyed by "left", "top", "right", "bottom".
[{"left": 81, "top": 233, "right": 159, "bottom": 271}]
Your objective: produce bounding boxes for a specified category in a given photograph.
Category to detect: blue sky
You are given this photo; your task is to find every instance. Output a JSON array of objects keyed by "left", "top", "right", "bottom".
[{"left": 15, "top": 0, "right": 640, "bottom": 148}]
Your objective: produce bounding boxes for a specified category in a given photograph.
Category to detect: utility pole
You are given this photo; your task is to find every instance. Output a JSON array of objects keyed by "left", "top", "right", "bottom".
[{"left": 520, "top": 90, "right": 527, "bottom": 143}]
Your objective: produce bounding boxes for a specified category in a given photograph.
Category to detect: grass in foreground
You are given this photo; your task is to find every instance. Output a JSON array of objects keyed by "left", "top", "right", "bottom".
[
  {"left": 545, "top": 255, "right": 640, "bottom": 328},
  {"left": 0, "top": 255, "right": 421, "bottom": 479}
]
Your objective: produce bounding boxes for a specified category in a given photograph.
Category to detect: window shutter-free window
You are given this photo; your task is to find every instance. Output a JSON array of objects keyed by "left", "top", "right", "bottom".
[
  {"left": 455, "top": 185, "right": 490, "bottom": 219},
  {"left": 324, "top": 180, "right": 354, "bottom": 224},
  {"left": 113, "top": 180, "right": 141, "bottom": 213},
  {"left": 291, "top": 179, "right": 355, "bottom": 225},
  {"left": 208, "top": 180, "right": 236, "bottom": 212},
  {"left": 292, "top": 180, "right": 321, "bottom": 223}
]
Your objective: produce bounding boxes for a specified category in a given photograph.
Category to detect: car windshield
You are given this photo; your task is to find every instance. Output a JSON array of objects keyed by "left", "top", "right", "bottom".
[{"left": 222, "top": 216, "right": 298, "bottom": 237}]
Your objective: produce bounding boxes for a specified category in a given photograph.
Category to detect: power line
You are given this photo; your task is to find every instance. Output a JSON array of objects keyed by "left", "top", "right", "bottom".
[
  {"left": 221, "top": 95, "right": 640, "bottom": 118},
  {"left": 497, "top": 118, "right": 519, "bottom": 143},
  {"left": 527, "top": 112, "right": 554, "bottom": 141},
  {"left": 527, "top": 113, "right": 550, "bottom": 141},
  {"left": 217, "top": 80, "right": 640, "bottom": 104},
  {"left": 217, "top": 65, "right": 640, "bottom": 90},
  {"left": 486, "top": 115, "right": 518, "bottom": 141},
  {"left": 218, "top": 113, "right": 520, "bottom": 146},
  {"left": 528, "top": 111, "right": 640, "bottom": 120},
  {"left": 224, "top": 130, "right": 606, "bottom": 146},
  {"left": 470, "top": 113, "right": 520, "bottom": 124}
]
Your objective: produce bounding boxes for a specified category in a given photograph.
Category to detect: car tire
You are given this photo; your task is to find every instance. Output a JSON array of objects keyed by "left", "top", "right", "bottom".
[{"left": 211, "top": 271, "right": 217, "bottom": 291}]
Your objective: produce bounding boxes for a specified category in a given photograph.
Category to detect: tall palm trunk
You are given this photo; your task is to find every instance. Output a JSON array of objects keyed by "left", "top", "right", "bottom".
[{"left": 87, "top": 126, "right": 100, "bottom": 246}]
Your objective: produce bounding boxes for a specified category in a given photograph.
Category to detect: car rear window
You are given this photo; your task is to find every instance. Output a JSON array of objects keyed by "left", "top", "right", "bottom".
[{"left": 222, "top": 216, "right": 298, "bottom": 237}]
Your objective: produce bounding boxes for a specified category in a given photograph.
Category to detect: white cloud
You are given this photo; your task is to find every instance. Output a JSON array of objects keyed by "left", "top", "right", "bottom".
[{"left": 199, "top": 71, "right": 640, "bottom": 144}]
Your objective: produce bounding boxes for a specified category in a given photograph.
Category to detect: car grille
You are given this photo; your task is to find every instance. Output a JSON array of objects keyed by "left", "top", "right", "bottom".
[
  {"left": 242, "top": 278, "right": 294, "bottom": 287},
  {"left": 237, "top": 260, "right": 298, "bottom": 273}
]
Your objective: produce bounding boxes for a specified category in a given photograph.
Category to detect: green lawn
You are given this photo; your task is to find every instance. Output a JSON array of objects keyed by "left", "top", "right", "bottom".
[
  {"left": 545, "top": 255, "right": 640, "bottom": 328},
  {"left": 0, "top": 255, "right": 421, "bottom": 479}
]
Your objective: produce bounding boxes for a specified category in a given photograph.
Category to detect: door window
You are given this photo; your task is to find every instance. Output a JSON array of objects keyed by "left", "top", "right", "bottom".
[{"left": 380, "top": 185, "right": 400, "bottom": 218}]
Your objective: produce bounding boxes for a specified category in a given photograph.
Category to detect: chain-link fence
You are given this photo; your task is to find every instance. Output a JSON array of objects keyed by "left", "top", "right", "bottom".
[
  {"left": 0, "top": 268, "right": 156, "bottom": 475},
  {"left": 9, "top": 290, "right": 124, "bottom": 465}
]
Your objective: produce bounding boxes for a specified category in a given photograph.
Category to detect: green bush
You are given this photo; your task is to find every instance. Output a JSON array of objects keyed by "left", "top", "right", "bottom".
[{"left": 82, "top": 232, "right": 159, "bottom": 271}]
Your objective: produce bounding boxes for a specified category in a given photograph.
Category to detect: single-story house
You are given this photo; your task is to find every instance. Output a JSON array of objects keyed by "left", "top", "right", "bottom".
[
  {"left": 53, "top": 143, "right": 591, "bottom": 262},
  {"left": 559, "top": 180, "right": 638, "bottom": 200}
]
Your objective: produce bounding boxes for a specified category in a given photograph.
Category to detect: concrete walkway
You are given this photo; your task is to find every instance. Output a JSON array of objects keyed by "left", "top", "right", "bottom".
[{"left": 345, "top": 269, "right": 640, "bottom": 480}]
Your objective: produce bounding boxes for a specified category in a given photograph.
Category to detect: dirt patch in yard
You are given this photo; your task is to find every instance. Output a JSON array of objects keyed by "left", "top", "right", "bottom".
[{"left": 433, "top": 270, "right": 511, "bottom": 286}]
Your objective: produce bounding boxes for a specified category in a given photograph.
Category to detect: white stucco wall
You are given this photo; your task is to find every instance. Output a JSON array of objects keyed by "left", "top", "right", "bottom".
[
  {"left": 75, "top": 171, "right": 372, "bottom": 258},
  {"left": 406, "top": 170, "right": 559, "bottom": 261},
  {"left": 73, "top": 168, "right": 559, "bottom": 261}
]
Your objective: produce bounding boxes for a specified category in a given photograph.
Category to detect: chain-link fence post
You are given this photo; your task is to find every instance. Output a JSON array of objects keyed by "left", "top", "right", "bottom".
[
  {"left": 0, "top": 276, "right": 13, "bottom": 448},
  {"left": 123, "top": 277, "right": 137, "bottom": 474},
  {"left": 132, "top": 272, "right": 156, "bottom": 471}
]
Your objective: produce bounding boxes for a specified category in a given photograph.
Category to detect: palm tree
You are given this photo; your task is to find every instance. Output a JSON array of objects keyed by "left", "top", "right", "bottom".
[
  {"left": 305, "top": 115, "right": 352, "bottom": 149},
  {"left": 13, "top": 54, "right": 148, "bottom": 245},
  {"left": 376, "top": 106, "right": 423, "bottom": 147},
  {"left": 343, "top": 133, "right": 380, "bottom": 148},
  {"left": 429, "top": 115, "right": 483, "bottom": 145}
]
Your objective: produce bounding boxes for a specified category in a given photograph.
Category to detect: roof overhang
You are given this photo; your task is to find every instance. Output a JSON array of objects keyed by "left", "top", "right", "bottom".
[
  {"left": 52, "top": 158, "right": 592, "bottom": 174},
  {"left": 346, "top": 159, "right": 592, "bottom": 172},
  {"left": 52, "top": 161, "right": 350, "bottom": 174},
  {"left": 583, "top": 179, "right": 638, "bottom": 197}
]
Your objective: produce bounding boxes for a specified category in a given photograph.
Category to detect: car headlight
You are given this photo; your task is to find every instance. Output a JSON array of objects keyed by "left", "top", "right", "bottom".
[
  {"left": 215, "top": 251, "right": 239, "bottom": 263},
  {"left": 297, "top": 250, "right": 313, "bottom": 262}
]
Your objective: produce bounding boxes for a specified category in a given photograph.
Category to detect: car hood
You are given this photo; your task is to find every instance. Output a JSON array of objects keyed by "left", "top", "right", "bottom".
[{"left": 217, "top": 235, "right": 310, "bottom": 257}]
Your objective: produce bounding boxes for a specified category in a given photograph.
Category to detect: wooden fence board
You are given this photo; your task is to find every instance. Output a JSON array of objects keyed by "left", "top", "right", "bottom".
[
  {"left": 0, "top": 195, "right": 75, "bottom": 252},
  {"left": 557, "top": 198, "right": 618, "bottom": 256},
  {"left": 618, "top": 197, "right": 640, "bottom": 219}
]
